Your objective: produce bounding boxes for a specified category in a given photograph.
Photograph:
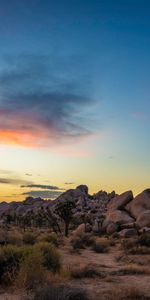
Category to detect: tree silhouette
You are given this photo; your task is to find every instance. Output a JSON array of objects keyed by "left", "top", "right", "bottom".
[{"left": 55, "top": 201, "right": 75, "bottom": 237}]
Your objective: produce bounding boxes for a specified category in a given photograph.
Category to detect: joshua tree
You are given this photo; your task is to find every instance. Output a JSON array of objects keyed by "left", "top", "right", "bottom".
[{"left": 55, "top": 201, "right": 75, "bottom": 237}]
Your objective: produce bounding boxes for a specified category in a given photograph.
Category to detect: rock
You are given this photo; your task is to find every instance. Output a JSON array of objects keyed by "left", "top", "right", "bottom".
[
  {"left": 103, "top": 210, "right": 134, "bottom": 228},
  {"left": 107, "top": 191, "right": 133, "bottom": 211},
  {"left": 136, "top": 210, "right": 150, "bottom": 228},
  {"left": 129, "top": 189, "right": 150, "bottom": 219},
  {"left": 72, "top": 224, "right": 86, "bottom": 237},
  {"left": 106, "top": 223, "right": 119, "bottom": 235},
  {"left": 119, "top": 228, "right": 138, "bottom": 238},
  {"left": 120, "top": 222, "right": 136, "bottom": 230},
  {"left": 139, "top": 227, "right": 150, "bottom": 234},
  {"left": 76, "top": 185, "right": 88, "bottom": 195}
]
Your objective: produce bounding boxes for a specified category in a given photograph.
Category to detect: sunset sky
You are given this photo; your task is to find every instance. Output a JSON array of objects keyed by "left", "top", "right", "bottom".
[{"left": 0, "top": 0, "right": 150, "bottom": 201}]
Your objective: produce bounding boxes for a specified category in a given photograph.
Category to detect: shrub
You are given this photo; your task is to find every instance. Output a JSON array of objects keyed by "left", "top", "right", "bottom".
[
  {"left": 34, "top": 284, "right": 90, "bottom": 300},
  {"left": 70, "top": 264, "right": 105, "bottom": 279},
  {"left": 0, "top": 245, "right": 23, "bottom": 284},
  {"left": 42, "top": 233, "right": 59, "bottom": 246},
  {"left": 7, "top": 231, "right": 23, "bottom": 246},
  {"left": 17, "top": 249, "right": 47, "bottom": 289},
  {"left": 138, "top": 232, "right": 150, "bottom": 247},
  {"left": 35, "top": 242, "right": 61, "bottom": 273},
  {"left": 71, "top": 233, "right": 95, "bottom": 250},
  {"left": 92, "top": 238, "right": 110, "bottom": 253},
  {"left": 23, "top": 232, "right": 36, "bottom": 245}
]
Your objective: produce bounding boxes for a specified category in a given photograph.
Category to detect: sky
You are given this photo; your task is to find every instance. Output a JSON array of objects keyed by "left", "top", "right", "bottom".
[{"left": 0, "top": 0, "right": 150, "bottom": 201}]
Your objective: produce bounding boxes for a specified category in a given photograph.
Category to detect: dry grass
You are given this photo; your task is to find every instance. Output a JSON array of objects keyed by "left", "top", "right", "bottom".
[
  {"left": 111, "top": 264, "right": 150, "bottom": 276},
  {"left": 70, "top": 264, "right": 105, "bottom": 279},
  {"left": 105, "top": 287, "right": 150, "bottom": 300}
]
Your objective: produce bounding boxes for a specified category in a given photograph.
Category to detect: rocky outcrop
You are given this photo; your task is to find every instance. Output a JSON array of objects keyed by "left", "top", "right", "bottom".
[
  {"left": 0, "top": 186, "right": 150, "bottom": 235},
  {"left": 107, "top": 191, "right": 133, "bottom": 211},
  {"left": 128, "top": 189, "right": 150, "bottom": 219},
  {"left": 104, "top": 210, "right": 134, "bottom": 228},
  {"left": 136, "top": 210, "right": 150, "bottom": 228}
]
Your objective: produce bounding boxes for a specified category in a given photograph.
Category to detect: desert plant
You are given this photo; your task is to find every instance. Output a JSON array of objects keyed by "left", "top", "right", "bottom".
[
  {"left": 55, "top": 201, "right": 75, "bottom": 237},
  {"left": 0, "top": 245, "right": 23, "bottom": 284},
  {"left": 42, "top": 232, "right": 59, "bottom": 246},
  {"left": 138, "top": 232, "right": 150, "bottom": 247},
  {"left": 71, "top": 233, "right": 95, "bottom": 250},
  {"left": 92, "top": 238, "right": 110, "bottom": 253},
  {"left": 17, "top": 249, "right": 47, "bottom": 289},
  {"left": 70, "top": 264, "right": 105, "bottom": 279},
  {"left": 23, "top": 232, "right": 36, "bottom": 245},
  {"left": 35, "top": 242, "right": 61, "bottom": 273},
  {"left": 7, "top": 230, "right": 23, "bottom": 246}
]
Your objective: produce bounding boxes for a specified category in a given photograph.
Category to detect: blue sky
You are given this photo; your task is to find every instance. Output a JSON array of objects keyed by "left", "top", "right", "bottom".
[{"left": 0, "top": 0, "right": 150, "bottom": 200}]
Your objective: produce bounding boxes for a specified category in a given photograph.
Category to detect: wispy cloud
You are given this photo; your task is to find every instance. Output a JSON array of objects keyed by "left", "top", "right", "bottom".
[
  {"left": 21, "top": 184, "right": 63, "bottom": 190},
  {"left": 0, "top": 177, "right": 32, "bottom": 185},
  {"left": 0, "top": 54, "right": 95, "bottom": 149},
  {"left": 22, "top": 190, "right": 62, "bottom": 199}
]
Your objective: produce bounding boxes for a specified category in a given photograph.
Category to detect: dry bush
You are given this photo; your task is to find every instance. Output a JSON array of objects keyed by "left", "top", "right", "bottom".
[
  {"left": 70, "top": 264, "right": 105, "bottom": 279},
  {"left": 92, "top": 237, "right": 110, "bottom": 253},
  {"left": 33, "top": 284, "right": 90, "bottom": 300},
  {"left": 23, "top": 232, "right": 37, "bottom": 245},
  {"left": 0, "top": 228, "right": 7, "bottom": 241},
  {"left": 0, "top": 245, "right": 24, "bottom": 285},
  {"left": 34, "top": 242, "right": 61, "bottom": 273},
  {"left": 138, "top": 232, "right": 150, "bottom": 247},
  {"left": 71, "top": 233, "right": 95, "bottom": 250},
  {"left": 16, "top": 249, "right": 47, "bottom": 290},
  {"left": 39, "top": 232, "right": 59, "bottom": 246},
  {"left": 122, "top": 238, "right": 150, "bottom": 255},
  {"left": 106, "top": 287, "right": 149, "bottom": 300},
  {"left": 7, "top": 230, "right": 23, "bottom": 246}
]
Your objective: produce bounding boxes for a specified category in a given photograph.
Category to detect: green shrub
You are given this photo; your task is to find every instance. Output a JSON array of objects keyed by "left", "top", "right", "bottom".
[
  {"left": 0, "top": 245, "right": 23, "bottom": 284},
  {"left": 23, "top": 232, "right": 36, "bottom": 245},
  {"left": 17, "top": 249, "right": 46, "bottom": 289},
  {"left": 35, "top": 242, "right": 61, "bottom": 273}
]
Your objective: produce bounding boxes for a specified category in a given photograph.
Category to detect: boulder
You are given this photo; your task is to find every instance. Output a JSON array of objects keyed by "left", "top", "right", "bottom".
[
  {"left": 103, "top": 210, "right": 134, "bottom": 228},
  {"left": 129, "top": 189, "right": 150, "bottom": 219},
  {"left": 139, "top": 227, "right": 150, "bottom": 234},
  {"left": 118, "top": 228, "right": 138, "bottom": 238},
  {"left": 106, "top": 223, "right": 119, "bottom": 235},
  {"left": 76, "top": 185, "right": 88, "bottom": 195},
  {"left": 72, "top": 224, "right": 86, "bottom": 237},
  {"left": 136, "top": 210, "right": 150, "bottom": 228},
  {"left": 107, "top": 191, "right": 133, "bottom": 211}
]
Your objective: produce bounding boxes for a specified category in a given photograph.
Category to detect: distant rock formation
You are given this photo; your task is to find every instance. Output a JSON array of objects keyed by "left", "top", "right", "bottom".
[{"left": 0, "top": 186, "right": 150, "bottom": 234}]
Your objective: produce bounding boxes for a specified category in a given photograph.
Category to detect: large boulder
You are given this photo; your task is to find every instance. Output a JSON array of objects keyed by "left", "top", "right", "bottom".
[
  {"left": 103, "top": 210, "right": 134, "bottom": 228},
  {"left": 107, "top": 191, "right": 133, "bottom": 211},
  {"left": 136, "top": 210, "right": 150, "bottom": 228},
  {"left": 106, "top": 223, "right": 119, "bottom": 235},
  {"left": 129, "top": 189, "right": 150, "bottom": 219}
]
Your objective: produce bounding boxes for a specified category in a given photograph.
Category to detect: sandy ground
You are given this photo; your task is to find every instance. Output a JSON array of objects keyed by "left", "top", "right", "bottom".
[{"left": 0, "top": 241, "right": 150, "bottom": 300}]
